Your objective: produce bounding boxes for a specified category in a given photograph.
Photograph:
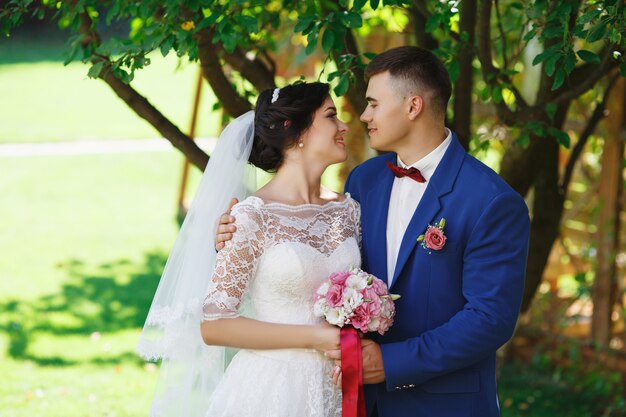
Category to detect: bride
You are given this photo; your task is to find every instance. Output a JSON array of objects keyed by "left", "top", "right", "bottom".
[{"left": 137, "top": 82, "right": 361, "bottom": 417}]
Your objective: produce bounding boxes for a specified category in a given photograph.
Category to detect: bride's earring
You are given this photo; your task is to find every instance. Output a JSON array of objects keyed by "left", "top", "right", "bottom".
[{"left": 298, "top": 142, "right": 304, "bottom": 148}]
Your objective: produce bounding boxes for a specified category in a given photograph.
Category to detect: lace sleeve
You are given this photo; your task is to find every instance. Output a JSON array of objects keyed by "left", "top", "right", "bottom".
[
  {"left": 202, "top": 201, "right": 264, "bottom": 320},
  {"left": 349, "top": 197, "right": 362, "bottom": 249}
]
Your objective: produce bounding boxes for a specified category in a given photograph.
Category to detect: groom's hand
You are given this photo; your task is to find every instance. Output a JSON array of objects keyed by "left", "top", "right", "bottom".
[
  {"left": 325, "top": 339, "right": 386, "bottom": 386},
  {"left": 360, "top": 339, "right": 386, "bottom": 384},
  {"left": 215, "top": 198, "right": 239, "bottom": 251}
]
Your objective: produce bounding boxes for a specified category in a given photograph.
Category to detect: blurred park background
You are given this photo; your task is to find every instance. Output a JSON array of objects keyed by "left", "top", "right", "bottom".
[{"left": 1, "top": 1, "right": 625, "bottom": 416}]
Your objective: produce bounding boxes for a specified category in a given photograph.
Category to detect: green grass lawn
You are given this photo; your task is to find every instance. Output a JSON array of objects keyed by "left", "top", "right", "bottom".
[
  {"left": 0, "top": 39, "right": 221, "bottom": 143},
  {"left": 0, "top": 150, "right": 190, "bottom": 416}
]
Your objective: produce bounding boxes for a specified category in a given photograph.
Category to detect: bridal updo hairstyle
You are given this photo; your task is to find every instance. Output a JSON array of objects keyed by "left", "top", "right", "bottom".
[{"left": 249, "top": 82, "right": 330, "bottom": 172}]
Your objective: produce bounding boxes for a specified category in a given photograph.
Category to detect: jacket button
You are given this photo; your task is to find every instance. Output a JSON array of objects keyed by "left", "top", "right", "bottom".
[
  {"left": 394, "top": 386, "right": 402, "bottom": 391},
  {"left": 408, "top": 384, "right": 415, "bottom": 388}
]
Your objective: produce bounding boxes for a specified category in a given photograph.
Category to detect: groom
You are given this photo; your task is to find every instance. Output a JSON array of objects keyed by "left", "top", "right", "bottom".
[
  {"left": 217, "top": 46, "right": 530, "bottom": 417},
  {"left": 327, "top": 46, "right": 530, "bottom": 417}
]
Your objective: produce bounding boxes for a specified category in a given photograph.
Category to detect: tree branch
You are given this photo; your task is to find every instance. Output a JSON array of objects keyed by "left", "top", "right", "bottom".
[
  {"left": 78, "top": 12, "right": 209, "bottom": 171},
  {"left": 341, "top": 28, "right": 368, "bottom": 114},
  {"left": 494, "top": 0, "right": 508, "bottom": 69},
  {"left": 220, "top": 46, "right": 276, "bottom": 92},
  {"left": 552, "top": 48, "right": 619, "bottom": 106},
  {"left": 476, "top": 0, "right": 525, "bottom": 124},
  {"left": 560, "top": 72, "right": 620, "bottom": 193},
  {"left": 195, "top": 28, "right": 253, "bottom": 117}
]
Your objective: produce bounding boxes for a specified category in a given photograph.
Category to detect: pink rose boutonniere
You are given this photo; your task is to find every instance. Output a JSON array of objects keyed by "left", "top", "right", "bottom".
[{"left": 417, "top": 217, "right": 447, "bottom": 253}]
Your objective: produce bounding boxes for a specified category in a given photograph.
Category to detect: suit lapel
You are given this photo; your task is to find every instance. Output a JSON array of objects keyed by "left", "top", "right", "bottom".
[
  {"left": 390, "top": 133, "right": 466, "bottom": 289},
  {"left": 364, "top": 153, "right": 396, "bottom": 284}
]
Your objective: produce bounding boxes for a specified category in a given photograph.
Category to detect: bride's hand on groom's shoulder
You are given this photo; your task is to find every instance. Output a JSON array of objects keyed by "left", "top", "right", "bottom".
[{"left": 215, "top": 198, "right": 239, "bottom": 251}]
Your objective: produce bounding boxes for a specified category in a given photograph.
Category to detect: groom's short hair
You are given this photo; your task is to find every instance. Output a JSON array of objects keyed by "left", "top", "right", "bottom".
[{"left": 366, "top": 46, "right": 451, "bottom": 119}]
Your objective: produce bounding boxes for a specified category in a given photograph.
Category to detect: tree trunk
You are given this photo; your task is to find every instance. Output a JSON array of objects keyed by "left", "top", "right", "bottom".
[
  {"left": 451, "top": 0, "right": 476, "bottom": 150},
  {"left": 408, "top": 5, "right": 438, "bottom": 50},
  {"left": 520, "top": 136, "right": 564, "bottom": 313},
  {"left": 591, "top": 77, "right": 626, "bottom": 347}
]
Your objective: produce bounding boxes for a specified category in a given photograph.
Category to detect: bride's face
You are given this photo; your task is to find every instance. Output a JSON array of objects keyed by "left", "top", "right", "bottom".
[{"left": 299, "top": 96, "right": 349, "bottom": 166}]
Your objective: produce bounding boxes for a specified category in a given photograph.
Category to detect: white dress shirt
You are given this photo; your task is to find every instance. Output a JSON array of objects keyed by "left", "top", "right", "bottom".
[{"left": 386, "top": 129, "right": 452, "bottom": 284}]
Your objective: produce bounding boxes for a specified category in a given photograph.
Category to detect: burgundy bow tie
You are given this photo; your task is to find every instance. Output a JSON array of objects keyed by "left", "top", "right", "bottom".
[{"left": 386, "top": 161, "right": 426, "bottom": 183}]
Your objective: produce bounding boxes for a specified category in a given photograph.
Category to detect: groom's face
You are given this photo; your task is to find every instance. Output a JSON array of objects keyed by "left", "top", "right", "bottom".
[{"left": 360, "top": 72, "right": 411, "bottom": 153}]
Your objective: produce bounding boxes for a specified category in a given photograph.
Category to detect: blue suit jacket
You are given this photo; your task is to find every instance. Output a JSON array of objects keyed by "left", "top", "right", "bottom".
[{"left": 345, "top": 133, "right": 530, "bottom": 417}]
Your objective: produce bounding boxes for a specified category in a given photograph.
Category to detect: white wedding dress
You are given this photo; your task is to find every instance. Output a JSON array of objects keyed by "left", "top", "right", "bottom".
[{"left": 201, "top": 194, "right": 361, "bottom": 417}]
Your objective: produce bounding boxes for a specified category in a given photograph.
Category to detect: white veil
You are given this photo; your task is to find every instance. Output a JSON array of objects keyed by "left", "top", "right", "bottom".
[{"left": 136, "top": 111, "right": 256, "bottom": 417}]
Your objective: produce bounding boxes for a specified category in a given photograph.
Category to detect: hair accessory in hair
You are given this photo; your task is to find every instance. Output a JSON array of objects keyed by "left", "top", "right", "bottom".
[{"left": 271, "top": 88, "right": 280, "bottom": 104}]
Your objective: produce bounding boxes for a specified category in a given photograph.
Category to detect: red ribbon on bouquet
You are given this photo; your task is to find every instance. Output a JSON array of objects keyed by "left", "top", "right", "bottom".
[{"left": 340, "top": 327, "right": 366, "bottom": 417}]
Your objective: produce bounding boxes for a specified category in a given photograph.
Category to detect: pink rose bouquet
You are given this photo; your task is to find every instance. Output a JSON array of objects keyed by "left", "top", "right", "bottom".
[{"left": 313, "top": 267, "right": 400, "bottom": 335}]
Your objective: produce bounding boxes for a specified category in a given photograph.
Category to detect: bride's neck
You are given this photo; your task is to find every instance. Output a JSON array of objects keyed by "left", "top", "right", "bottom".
[{"left": 264, "top": 160, "right": 325, "bottom": 205}]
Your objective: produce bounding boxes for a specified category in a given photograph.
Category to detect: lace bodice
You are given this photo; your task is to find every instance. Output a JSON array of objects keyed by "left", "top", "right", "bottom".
[{"left": 202, "top": 195, "right": 361, "bottom": 323}]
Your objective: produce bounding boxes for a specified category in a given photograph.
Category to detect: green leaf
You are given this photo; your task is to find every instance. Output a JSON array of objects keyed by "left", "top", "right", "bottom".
[
  {"left": 500, "top": 69, "right": 519, "bottom": 75},
  {"left": 237, "top": 15, "right": 258, "bottom": 33},
  {"left": 87, "top": 61, "right": 105, "bottom": 78},
  {"left": 587, "top": 23, "right": 606, "bottom": 42},
  {"left": 525, "top": 120, "right": 547, "bottom": 136},
  {"left": 352, "top": 0, "right": 367, "bottom": 12},
  {"left": 543, "top": 24, "right": 564, "bottom": 39},
  {"left": 160, "top": 36, "right": 175, "bottom": 57},
  {"left": 425, "top": 13, "right": 441, "bottom": 33},
  {"left": 343, "top": 11, "right": 363, "bottom": 28},
  {"left": 370, "top": 0, "right": 380, "bottom": 10},
  {"left": 327, "top": 70, "right": 341, "bottom": 82},
  {"left": 552, "top": 67, "right": 566, "bottom": 90},
  {"left": 523, "top": 26, "right": 537, "bottom": 42},
  {"left": 321, "top": 28, "right": 335, "bottom": 54},
  {"left": 222, "top": 32, "right": 237, "bottom": 53},
  {"left": 550, "top": 128, "right": 570, "bottom": 148},
  {"left": 578, "top": 9, "right": 601, "bottom": 25},
  {"left": 577, "top": 49, "right": 601, "bottom": 64},
  {"left": 492, "top": 84, "right": 503, "bottom": 104},
  {"left": 197, "top": 13, "right": 221, "bottom": 30},
  {"left": 563, "top": 51, "right": 576, "bottom": 73},
  {"left": 545, "top": 54, "right": 560, "bottom": 77},
  {"left": 363, "top": 52, "right": 377, "bottom": 60},
  {"left": 305, "top": 31, "right": 318, "bottom": 55},
  {"left": 517, "top": 131, "right": 530, "bottom": 148},
  {"left": 545, "top": 102, "right": 557, "bottom": 122},
  {"left": 295, "top": 16, "right": 314, "bottom": 33},
  {"left": 448, "top": 59, "right": 460, "bottom": 83},
  {"left": 334, "top": 74, "right": 350, "bottom": 96},
  {"left": 532, "top": 49, "right": 552, "bottom": 66},
  {"left": 417, "top": 234, "right": 425, "bottom": 242}
]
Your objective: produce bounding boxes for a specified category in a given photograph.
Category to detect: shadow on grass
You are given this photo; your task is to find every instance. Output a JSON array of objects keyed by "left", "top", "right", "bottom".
[
  {"left": 34, "top": 251, "right": 165, "bottom": 334},
  {"left": 0, "top": 250, "right": 166, "bottom": 363},
  {"left": 21, "top": 351, "right": 145, "bottom": 367}
]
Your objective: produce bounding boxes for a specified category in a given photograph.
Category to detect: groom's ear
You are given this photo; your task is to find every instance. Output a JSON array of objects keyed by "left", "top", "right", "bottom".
[{"left": 407, "top": 95, "right": 423, "bottom": 120}]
